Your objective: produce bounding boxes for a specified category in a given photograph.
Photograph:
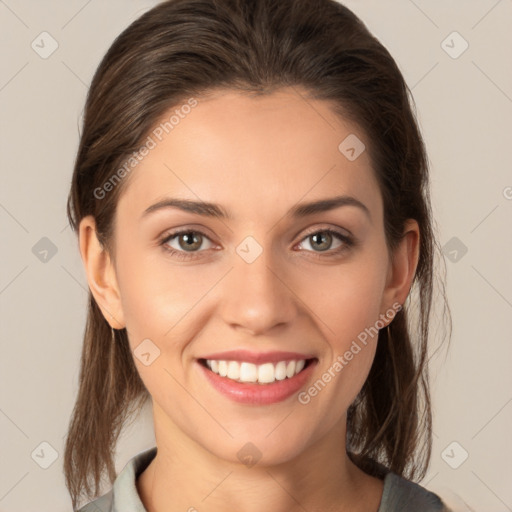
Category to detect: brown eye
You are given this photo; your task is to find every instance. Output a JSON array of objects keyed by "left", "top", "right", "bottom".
[
  {"left": 309, "top": 231, "right": 334, "bottom": 251},
  {"left": 298, "top": 229, "right": 350, "bottom": 253},
  {"left": 160, "top": 229, "right": 214, "bottom": 256},
  {"left": 177, "top": 231, "right": 203, "bottom": 251}
]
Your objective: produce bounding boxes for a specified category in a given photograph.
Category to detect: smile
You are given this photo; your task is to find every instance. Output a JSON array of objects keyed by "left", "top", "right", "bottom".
[
  {"left": 197, "top": 352, "right": 318, "bottom": 405},
  {"left": 203, "top": 358, "right": 307, "bottom": 384}
]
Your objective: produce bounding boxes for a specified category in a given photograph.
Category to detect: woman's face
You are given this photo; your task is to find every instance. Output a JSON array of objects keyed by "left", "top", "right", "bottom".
[{"left": 95, "top": 87, "right": 413, "bottom": 465}]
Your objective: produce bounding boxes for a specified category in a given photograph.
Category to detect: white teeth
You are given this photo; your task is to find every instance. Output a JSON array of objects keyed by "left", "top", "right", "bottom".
[
  {"left": 286, "top": 360, "right": 296, "bottom": 378},
  {"left": 204, "top": 358, "right": 308, "bottom": 384},
  {"left": 295, "top": 359, "right": 305, "bottom": 373},
  {"left": 258, "top": 363, "right": 275, "bottom": 384},
  {"left": 275, "top": 361, "right": 287, "bottom": 380},
  {"left": 218, "top": 360, "right": 228, "bottom": 377},
  {"left": 240, "top": 362, "right": 258, "bottom": 382},
  {"left": 227, "top": 361, "right": 240, "bottom": 380}
]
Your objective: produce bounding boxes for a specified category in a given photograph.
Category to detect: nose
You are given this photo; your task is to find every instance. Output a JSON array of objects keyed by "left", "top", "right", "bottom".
[{"left": 219, "top": 242, "right": 297, "bottom": 336}]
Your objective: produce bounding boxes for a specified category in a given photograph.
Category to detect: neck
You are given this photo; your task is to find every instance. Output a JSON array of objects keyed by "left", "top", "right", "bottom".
[{"left": 137, "top": 406, "right": 383, "bottom": 512}]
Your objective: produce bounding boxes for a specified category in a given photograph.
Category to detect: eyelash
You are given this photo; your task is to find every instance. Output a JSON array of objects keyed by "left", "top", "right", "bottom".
[{"left": 158, "top": 227, "right": 355, "bottom": 261}]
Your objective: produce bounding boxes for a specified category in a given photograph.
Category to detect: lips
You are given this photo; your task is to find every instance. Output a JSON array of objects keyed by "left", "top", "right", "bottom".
[{"left": 197, "top": 350, "right": 317, "bottom": 405}]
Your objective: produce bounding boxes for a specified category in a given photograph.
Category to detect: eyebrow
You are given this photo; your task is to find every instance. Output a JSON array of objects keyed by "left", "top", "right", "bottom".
[{"left": 141, "top": 195, "right": 371, "bottom": 221}]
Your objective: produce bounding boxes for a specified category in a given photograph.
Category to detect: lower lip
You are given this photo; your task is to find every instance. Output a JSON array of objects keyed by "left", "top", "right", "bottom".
[{"left": 199, "top": 360, "right": 317, "bottom": 405}]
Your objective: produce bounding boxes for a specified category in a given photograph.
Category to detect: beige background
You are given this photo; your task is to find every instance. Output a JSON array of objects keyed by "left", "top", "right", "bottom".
[{"left": 1, "top": 0, "right": 511, "bottom": 510}]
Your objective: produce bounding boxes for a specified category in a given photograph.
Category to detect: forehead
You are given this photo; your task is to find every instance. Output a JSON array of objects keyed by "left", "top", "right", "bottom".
[{"left": 117, "top": 87, "right": 382, "bottom": 224}]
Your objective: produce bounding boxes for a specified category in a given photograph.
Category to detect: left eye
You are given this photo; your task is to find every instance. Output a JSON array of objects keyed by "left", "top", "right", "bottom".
[
  {"left": 297, "top": 230, "right": 349, "bottom": 253},
  {"left": 161, "top": 230, "right": 213, "bottom": 253}
]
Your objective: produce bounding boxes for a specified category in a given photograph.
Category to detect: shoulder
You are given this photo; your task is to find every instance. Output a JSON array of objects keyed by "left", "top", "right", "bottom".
[
  {"left": 76, "top": 446, "right": 157, "bottom": 512},
  {"left": 77, "top": 490, "right": 113, "bottom": 511},
  {"left": 379, "top": 472, "right": 451, "bottom": 512}
]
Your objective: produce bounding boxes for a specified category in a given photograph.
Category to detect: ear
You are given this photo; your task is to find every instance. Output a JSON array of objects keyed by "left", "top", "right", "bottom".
[
  {"left": 78, "top": 215, "right": 126, "bottom": 329},
  {"left": 380, "top": 219, "right": 420, "bottom": 321}
]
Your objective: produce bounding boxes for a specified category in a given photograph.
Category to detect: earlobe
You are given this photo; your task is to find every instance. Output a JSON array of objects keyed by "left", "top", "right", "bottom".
[
  {"left": 78, "top": 215, "right": 126, "bottom": 329},
  {"left": 381, "top": 219, "right": 420, "bottom": 320}
]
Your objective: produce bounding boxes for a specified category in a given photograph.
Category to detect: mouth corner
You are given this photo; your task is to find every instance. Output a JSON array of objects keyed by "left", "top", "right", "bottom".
[{"left": 304, "top": 356, "right": 318, "bottom": 368}]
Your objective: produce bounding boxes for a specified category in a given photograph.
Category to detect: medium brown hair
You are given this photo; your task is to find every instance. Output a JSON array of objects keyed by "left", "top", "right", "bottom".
[{"left": 64, "top": 0, "right": 450, "bottom": 509}]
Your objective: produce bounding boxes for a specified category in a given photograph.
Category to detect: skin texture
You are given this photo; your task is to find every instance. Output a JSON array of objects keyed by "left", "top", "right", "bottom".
[{"left": 79, "top": 87, "right": 419, "bottom": 512}]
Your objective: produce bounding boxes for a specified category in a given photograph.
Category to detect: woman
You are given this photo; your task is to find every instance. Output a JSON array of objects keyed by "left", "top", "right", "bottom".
[{"left": 64, "top": 0, "right": 451, "bottom": 510}]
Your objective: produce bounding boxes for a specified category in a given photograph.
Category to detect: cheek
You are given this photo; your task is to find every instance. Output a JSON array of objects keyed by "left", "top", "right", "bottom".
[
  {"left": 302, "top": 250, "right": 387, "bottom": 400},
  {"left": 304, "top": 254, "right": 388, "bottom": 346},
  {"left": 115, "top": 242, "right": 214, "bottom": 342}
]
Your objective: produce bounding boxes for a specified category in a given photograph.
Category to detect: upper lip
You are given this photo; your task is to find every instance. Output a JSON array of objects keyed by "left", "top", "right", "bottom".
[{"left": 199, "top": 350, "right": 316, "bottom": 364}]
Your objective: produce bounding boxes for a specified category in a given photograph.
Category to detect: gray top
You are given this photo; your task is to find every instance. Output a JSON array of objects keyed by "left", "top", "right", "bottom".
[{"left": 77, "top": 447, "right": 449, "bottom": 512}]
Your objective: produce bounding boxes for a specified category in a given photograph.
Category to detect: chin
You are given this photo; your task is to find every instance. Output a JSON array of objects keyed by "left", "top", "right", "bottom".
[{"left": 197, "top": 422, "right": 322, "bottom": 469}]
